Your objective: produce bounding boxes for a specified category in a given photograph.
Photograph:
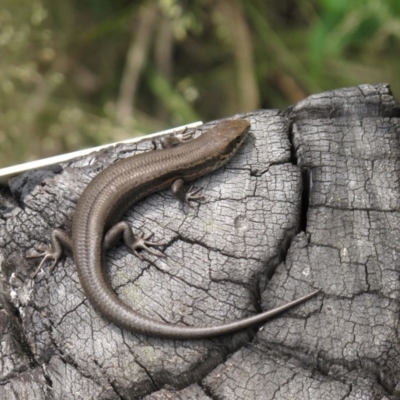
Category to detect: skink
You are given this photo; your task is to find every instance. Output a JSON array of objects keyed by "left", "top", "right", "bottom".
[{"left": 30, "top": 119, "right": 320, "bottom": 339}]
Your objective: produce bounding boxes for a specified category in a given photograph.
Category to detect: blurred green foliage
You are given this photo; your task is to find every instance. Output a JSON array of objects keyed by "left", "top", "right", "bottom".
[{"left": 0, "top": 0, "right": 399, "bottom": 168}]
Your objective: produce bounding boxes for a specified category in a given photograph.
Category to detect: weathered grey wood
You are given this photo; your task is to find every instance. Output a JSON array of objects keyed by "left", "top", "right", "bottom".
[{"left": 0, "top": 83, "right": 399, "bottom": 399}]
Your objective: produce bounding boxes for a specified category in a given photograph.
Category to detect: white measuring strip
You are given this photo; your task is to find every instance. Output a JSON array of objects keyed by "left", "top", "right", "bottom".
[{"left": 0, "top": 121, "right": 203, "bottom": 183}]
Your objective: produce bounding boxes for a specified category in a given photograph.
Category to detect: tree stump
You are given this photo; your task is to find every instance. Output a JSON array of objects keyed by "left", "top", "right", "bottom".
[{"left": 0, "top": 83, "right": 399, "bottom": 399}]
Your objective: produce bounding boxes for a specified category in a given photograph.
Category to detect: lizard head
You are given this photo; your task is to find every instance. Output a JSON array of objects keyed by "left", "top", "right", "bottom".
[{"left": 206, "top": 119, "right": 251, "bottom": 165}]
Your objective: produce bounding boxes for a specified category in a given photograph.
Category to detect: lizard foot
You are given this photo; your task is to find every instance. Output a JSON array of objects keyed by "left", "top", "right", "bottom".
[
  {"left": 171, "top": 179, "right": 205, "bottom": 207},
  {"left": 26, "top": 228, "right": 72, "bottom": 278},
  {"left": 26, "top": 244, "right": 62, "bottom": 278},
  {"left": 104, "top": 222, "right": 165, "bottom": 260},
  {"left": 130, "top": 232, "right": 165, "bottom": 259},
  {"left": 184, "top": 186, "right": 205, "bottom": 207}
]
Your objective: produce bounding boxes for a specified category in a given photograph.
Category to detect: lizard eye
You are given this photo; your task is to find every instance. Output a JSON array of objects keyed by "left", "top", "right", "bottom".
[{"left": 235, "top": 134, "right": 244, "bottom": 144}]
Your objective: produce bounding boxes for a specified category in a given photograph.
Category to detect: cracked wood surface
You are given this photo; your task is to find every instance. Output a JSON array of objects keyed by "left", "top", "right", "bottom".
[{"left": 0, "top": 83, "right": 399, "bottom": 399}]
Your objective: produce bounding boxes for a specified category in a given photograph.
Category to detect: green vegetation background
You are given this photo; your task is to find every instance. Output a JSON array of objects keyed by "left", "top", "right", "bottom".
[{"left": 0, "top": 0, "right": 398, "bottom": 168}]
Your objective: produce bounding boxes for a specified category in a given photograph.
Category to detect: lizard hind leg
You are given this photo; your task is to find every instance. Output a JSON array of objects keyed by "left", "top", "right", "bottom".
[
  {"left": 104, "top": 221, "right": 165, "bottom": 260},
  {"left": 26, "top": 228, "right": 72, "bottom": 278}
]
